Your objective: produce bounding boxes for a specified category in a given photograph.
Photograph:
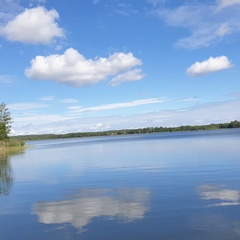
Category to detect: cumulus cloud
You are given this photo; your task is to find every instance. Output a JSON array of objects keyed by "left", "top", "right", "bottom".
[
  {"left": 186, "top": 56, "right": 233, "bottom": 77},
  {"left": 110, "top": 69, "right": 144, "bottom": 86},
  {"left": 25, "top": 48, "right": 143, "bottom": 87},
  {"left": 0, "top": 6, "right": 64, "bottom": 44},
  {"left": 151, "top": 1, "right": 240, "bottom": 49}
]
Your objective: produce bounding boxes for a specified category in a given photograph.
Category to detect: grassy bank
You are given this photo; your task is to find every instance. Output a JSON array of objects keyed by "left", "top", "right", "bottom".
[{"left": 0, "top": 139, "right": 25, "bottom": 153}]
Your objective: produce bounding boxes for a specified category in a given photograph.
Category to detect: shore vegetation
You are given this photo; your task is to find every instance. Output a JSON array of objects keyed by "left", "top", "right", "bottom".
[
  {"left": 0, "top": 102, "right": 25, "bottom": 152},
  {"left": 0, "top": 139, "right": 25, "bottom": 152}
]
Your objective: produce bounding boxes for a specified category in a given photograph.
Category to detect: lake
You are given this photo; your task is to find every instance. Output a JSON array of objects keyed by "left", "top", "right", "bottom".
[{"left": 1, "top": 129, "right": 240, "bottom": 239}]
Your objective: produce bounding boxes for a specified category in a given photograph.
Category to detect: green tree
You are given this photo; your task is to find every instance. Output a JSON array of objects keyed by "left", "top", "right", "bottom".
[
  {"left": 228, "top": 120, "right": 240, "bottom": 128},
  {"left": 0, "top": 103, "right": 12, "bottom": 140}
]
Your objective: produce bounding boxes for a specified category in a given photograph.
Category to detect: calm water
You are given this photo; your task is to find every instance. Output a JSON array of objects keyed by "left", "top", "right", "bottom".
[{"left": 1, "top": 129, "right": 240, "bottom": 240}]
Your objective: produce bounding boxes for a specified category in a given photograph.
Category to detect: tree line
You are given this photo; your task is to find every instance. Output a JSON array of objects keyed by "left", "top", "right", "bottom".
[{"left": 12, "top": 120, "right": 240, "bottom": 141}]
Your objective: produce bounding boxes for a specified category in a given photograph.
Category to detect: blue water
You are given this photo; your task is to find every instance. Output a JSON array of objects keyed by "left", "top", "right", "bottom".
[{"left": 0, "top": 129, "right": 240, "bottom": 239}]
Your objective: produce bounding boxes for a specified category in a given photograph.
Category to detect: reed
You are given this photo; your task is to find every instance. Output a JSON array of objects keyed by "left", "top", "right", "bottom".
[{"left": 0, "top": 139, "right": 25, "bottom": 153}]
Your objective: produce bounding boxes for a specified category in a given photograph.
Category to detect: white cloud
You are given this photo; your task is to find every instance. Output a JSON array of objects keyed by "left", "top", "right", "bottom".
[
  {"left": 148, "top": 0, "right": 166, "bottom": 6},
  {"left": 39, "top": 96, "right": 55, "bottom": 101},
  {"left": 176, "top": 97, "right": 199, "bottom": 102},
  {"left": 68, "top": 98, "right": 165, "bottom": 113},
  {"left": 0, "top": 0, "right": 22, "bottom": 23},
  {"left": 0, "top": 75, "right": 15, "bottom": 84},
  {"left": 8, "top": 102, "right": 49, "bottom": 111},
  {"left": 25, "top": 48, "right": 143, "bottom": 87},
  {"left": 59, "top": 98, "right": 79, "bottom": 104},
  {"left": 0, "top": 6, "right": 64, "bottom": 44},
  {"left": 112, "top": 3, "right": 138, "bottom": 16},
  {"left": 151, "top": 1, "right": 240, "bottom": 49},
  {"left": 55, "top": 44, "right": 62, "bottom": 51},
  {"left": 216, "top": 22, "right": 232, "bottom": 37},
  {"left": 186, "top": 56, "right": 233, "bottom": 77},
  {"left": 91, "top": 122, "right": 103, "bottom": 130},
  {"left": 33, "top": 188, "right": 149, "bottom": 230},
  {"left": 110, "top": 69, "right": 144, "bottom": 86},
  {"left": 217, "top": 0, "right": 240, "bottom": 9},
  {"left": 10, "top": 97, "right": 240, "bottom": 135}
]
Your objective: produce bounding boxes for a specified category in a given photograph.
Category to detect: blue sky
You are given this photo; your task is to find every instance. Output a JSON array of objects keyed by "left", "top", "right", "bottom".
[{"left": 0, "top": 0, "right": 240, "bottom": 135}]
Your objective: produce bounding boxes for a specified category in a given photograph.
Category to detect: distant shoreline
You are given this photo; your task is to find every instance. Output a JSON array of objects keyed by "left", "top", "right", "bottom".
[{"left": 10, "top": 120, "right": 240, "bottom": 141}]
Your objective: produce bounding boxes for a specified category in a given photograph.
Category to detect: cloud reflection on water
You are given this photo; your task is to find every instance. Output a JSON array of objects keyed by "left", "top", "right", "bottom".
[
  {"left": 198, "top": 185, "right": 240, "bottom": 207},
  {"left": 32, "top": 188, "right": 150, "bottom": 231}
]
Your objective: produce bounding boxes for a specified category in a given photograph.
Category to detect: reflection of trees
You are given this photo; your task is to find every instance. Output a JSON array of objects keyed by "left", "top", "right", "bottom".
[
  {"left": 0, "top": 149, "right": 24, "bottom": 195},
  {"left": 0, "top": 151, "right": 13, "bottom": 195}
]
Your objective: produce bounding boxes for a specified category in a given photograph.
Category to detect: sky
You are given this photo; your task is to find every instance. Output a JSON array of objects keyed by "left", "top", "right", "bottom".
[{"left": 0, "top": 0, "right": 240, "bottom": 135}]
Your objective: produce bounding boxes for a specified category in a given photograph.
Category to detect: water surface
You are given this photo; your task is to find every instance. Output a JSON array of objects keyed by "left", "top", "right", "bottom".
[{"left": 1, "top": 129, "right": 240, "bottom": 239}]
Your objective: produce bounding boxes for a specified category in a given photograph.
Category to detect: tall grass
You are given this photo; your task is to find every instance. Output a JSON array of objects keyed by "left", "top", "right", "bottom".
[{"left": 0, "top": 139, "right": 25, "bottom": 152}]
